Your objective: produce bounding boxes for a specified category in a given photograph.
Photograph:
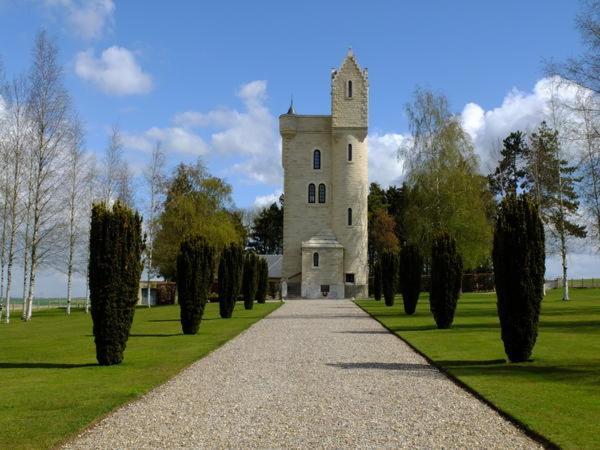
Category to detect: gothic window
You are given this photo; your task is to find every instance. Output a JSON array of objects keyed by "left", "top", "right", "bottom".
[
  {"left": 348, "top": 80, "right": 353, "bottom": 98},
  {"left": 308, "top": 183, "right": 316, "bottom": 203},
  {"left": 347, "top": 207, "right": 353, "bottom": 226},
  {"left": 313, "top": 252, "right": 319, "bottom": 267},
  {"left": 318, "top": 183, "right": 326, "bottom": 203},
  {"left": 348, "top": 143, "right": 353, "bottom": 161},
  {"left": 313, "top": 149, "right": 321, "bottom": 169}
]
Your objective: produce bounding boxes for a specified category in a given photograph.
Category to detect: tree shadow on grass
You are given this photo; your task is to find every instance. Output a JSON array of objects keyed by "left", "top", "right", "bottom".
[
  {"left": 335, "top": 329, "right": 391, "bottom": 334},
  {"left": 129, "top": 333, "right": 182, "bottom": 337},
  {"left": 435, "top": 359, "right": 506, "bottom": 367},
  {"left": 0, "top": 362, "right": 97, "bottom": 369}
]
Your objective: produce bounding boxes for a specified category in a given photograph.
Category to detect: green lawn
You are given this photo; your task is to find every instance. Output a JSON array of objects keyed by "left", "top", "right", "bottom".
[
  {"left": 357, "top": 289, "right": 600, "bottom": 450},
  {"left": 0, "top": 302, "right": 281, "bottom": 449}
]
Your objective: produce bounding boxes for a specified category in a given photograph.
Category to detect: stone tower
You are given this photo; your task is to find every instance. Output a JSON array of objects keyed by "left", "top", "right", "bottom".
[{"left": 280, "top": 50, "right": 369, "bottom": 299}]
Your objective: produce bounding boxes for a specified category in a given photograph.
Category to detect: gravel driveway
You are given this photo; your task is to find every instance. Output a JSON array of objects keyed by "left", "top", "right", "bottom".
[{"left": 65, "top": 299, "right": 540, "bottom": 449}]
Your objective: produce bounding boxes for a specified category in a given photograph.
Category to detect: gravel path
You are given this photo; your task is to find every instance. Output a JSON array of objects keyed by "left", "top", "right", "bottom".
[{"left": 65, "top": 299, "right": 540, "bottom": 449}]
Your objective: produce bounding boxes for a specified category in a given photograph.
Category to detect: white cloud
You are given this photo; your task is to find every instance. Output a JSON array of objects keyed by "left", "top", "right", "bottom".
[
  {"left": 367, "top": 132, "right": 407, "bottom": 188},
  {"left": 459, "top": 76, "right": 581, "bottom": 172},
  {"left": 44, "top": 0, "right": 115, "bottom": 40},
  {"left": 127, "top": 80, "right": 282, "bottom": 185},
  {"left": 75, "top": 46, "right": 153, "bottom": 95},
  {"left": 123, "top": 126, "right": 209, "bottom": 156},
  {"left": 253, "top": 190, "right": 283, "bottom": 209}
]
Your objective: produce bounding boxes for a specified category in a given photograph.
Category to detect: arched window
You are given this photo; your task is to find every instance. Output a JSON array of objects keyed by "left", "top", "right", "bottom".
[
  {"left": 347, "top": 208, "right": 353, "bottom": 226},
  {"left": 348, "top": 143, "right": 353, "bottom": 161},
  {"left": 313, "top": 252, "right": 319, "bottom": 267},
  {"left": 348, "top": 80, "right": 353, "bottom": 98},
  {"left": 318, "top": 183, "right": 326, "bottom": 203},
  {"left": 313, "top": 149, "right": 321, "bottom": 170},
  {"left": 308, "top": 183, "right": 316, "bottom": 203}
]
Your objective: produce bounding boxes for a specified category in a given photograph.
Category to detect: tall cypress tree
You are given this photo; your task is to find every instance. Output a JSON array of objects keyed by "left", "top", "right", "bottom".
[
  {"left": 399, "top": 244, "right": 423, "bottom": 315},
  {"left": 493, "top": 194, "right": 545, "bottom": 362},
  {"left": 381, "top": 250, "right": 397, "bottom": 306},
  {"left": 430, "top": 232, "right": 463, "bottom": 329},
  {"left": 256, "top": 258, "right": 269, "bottom": 303},
  {"left": 218, "top": 244, "right": 244, "bottom": 318},
  {"left": 242, "top": 253, "right": 259, "bottom": 310},
  {"left": 373, "top": 259, "right": 382, "bottom": 301},
  {"left": 177, "top": 236, "right": 214, "bottom": 335},
  {"left": 89, "top": 201, "right": 144, "bottom": 366}
]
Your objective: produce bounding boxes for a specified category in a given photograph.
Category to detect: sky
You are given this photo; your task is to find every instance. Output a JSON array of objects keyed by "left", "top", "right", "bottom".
[{"left": 0, "top": 0, "right": 597, "bottom": 296}]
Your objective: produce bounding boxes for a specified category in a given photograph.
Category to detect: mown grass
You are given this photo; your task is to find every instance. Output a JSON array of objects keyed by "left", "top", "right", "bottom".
[
  {"left": 357, "top": 289, "right": 600, "bottom": 449},
  {"left": 0, "top": 302, "right": 281, "bottom": 449}
]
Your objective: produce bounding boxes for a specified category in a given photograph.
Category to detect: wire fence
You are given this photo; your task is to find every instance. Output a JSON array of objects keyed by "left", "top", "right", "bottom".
[
  {"left": 545, "top": 278, "right": 600, "bottom": 289},
  {"left": 2, "top": 297, "right": 87, "bottom": 313}
]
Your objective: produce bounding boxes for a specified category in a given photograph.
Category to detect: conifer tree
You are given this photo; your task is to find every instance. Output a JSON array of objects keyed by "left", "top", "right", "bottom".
[
  {"left": 373, "top": 259, "right": 382, "bottom": 301},
  {"left": 89, "top": 201, "right": 144, "bottom": 365},
  {"left": 526, "top": 122, "right": 586, "bottom": 300},
  {"left": 488, "top": 131, "right": 529, "bottom": 197},
  {"left": 430, "top": 232, "right": 463, "bottom": 328},
  {"left": 242, "top": 253, "right": 259, "bottom": 310},
  {"left": 176, "top": 236, "right": 214, "bottom": 334},
  {"left": 493, "top": 194, "right": 545, "bottom": 362},
  {"left": 399, "top": 244, "right": 423, "bottom": 315},
  {"left": 256, "top": 258, "right": 269, "bottom": 303},
  {"left": 381, "top": 251, "right": 397, "bottom": 306},
  {"left": 218, "top": 244, "right": 243, "bottom": 318}
]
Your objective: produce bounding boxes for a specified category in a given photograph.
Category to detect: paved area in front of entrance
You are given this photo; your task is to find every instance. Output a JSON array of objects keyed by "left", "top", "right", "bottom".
[{"left": 65, "top": 300, "right": 539, "bottom": 449}]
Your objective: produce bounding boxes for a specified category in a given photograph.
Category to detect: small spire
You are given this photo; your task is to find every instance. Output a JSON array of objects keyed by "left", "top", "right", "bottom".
[
  {"left": 347, "top": 46, "right": 353, "bottom": 57},
  {"left": 287, "top": 96, "right": 296, "bottom": 115}
]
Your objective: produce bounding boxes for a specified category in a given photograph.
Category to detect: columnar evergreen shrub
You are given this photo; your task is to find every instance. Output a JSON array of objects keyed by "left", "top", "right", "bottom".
[
  {"left": 176, "top": 236, "right": 214, "bottom": 335},
  {"left": 89, "top": 201, "right": 143, "bottom": 366},
  {"left": 381, "top": 251, "right": 398, "bottom": 306},
  {"left": 493, "top": 194, "right": 545, "bottom": 362},
  {"left": 399, "top": 244, "right": 423, "bottom": 315},
  {"left": 242, "top": 253, "right": 259, "bottom": 310},
  {"left": 256, "top": 258, "right": 269, "bottom": 303},
  {"left": 430, "top": 232, "right": 463, "bottom": 329},
  {"left": 218, "top": 244, "right": 244, "bottom": 318},
  {"left": 373, "top": 260, "right": 382, "bottom": 301}
]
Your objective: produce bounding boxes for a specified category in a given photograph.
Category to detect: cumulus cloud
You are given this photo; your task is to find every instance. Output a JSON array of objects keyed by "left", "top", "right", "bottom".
[
  {"left": 75, "top": 46, "right": 153, "bottom": 95},
  {"left": 460, "top": 76, "right": 580, "bottom": 172},
  {"left": 123, "top": 126, "right": 209, "bottom": 156},
  {"left": 127, "top": 80, "right": 281, "bottom": 184},
  {"left": 44, "top": 0, "right": 115, "bottom": 40},
  {"left": 253, "top": 190, "right": 283, "bottom": 208},
  {"left": 367, "top": 133, "right": 407, "bottom": 187}
]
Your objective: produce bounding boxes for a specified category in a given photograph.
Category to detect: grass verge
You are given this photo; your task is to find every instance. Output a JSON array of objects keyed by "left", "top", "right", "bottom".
[
  {"left": 0, "top": 302, "right": 281, "bottom": 449},
  {"left": 356, "top": 289, "right": 600, "bottom": 450}
]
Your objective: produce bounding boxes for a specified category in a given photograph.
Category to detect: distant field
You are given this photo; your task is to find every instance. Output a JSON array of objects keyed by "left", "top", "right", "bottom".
[
  {"left": 357, "top": 289, "right": 600, "bottom": 449},
  {"left": 0, "top": 302, "right": 281, "bottom": 449}
]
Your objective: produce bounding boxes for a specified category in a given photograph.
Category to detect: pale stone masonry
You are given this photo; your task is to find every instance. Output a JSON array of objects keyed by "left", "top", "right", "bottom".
[{"left": 280, "top": 50, "right": 369, "bottom": 299}]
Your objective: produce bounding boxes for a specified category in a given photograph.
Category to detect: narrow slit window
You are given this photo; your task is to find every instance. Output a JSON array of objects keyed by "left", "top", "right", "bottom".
[
  {"left": 308, "top": 183, "right": 316, "bottom": 203},
  {"left": 348, "top": 80, "right": 353, "bottom": 98},
  {"left": 318, "top": 183, "right": 326, "bottom": 203},
  {"left": 348, "top": 143, "right": 353, "bottom": 161},
  {"left": 313, "top": 149, "right": 321, "bottom": 169},
  {"left": 313, "top": 252, "right": 319, "bottom": 267},
  {"left": 347, "top": 208, "right": 353, "bottom": 226}
]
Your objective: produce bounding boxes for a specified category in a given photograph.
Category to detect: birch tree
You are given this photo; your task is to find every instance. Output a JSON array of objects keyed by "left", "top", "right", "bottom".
[
  {"left": 574, "top": 90, "right": 600, "bottom": 249},
  {"left": 22, "top": 31, "right": 71, "bottom": 321},
  {"left": 143, "top": 141, "right": 166, "bottom": 307},
  {"left": 0, "top": 76, "right": 29, "bottom": 323},
  {"left": 63, "top": 119, "right": 88, "bottom": 315}
]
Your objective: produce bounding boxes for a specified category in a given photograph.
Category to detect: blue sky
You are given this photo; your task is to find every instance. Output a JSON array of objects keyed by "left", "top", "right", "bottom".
[{"left": 0, "top": 1, "right": 595, "bottom": 294}]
